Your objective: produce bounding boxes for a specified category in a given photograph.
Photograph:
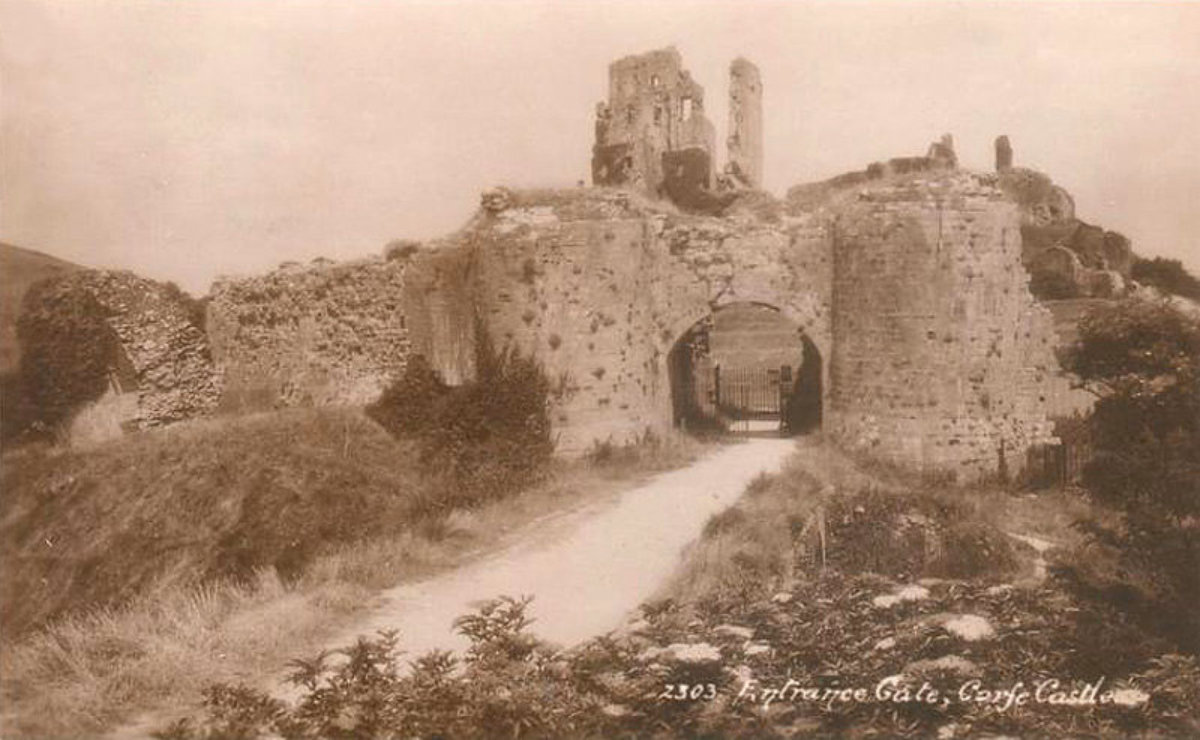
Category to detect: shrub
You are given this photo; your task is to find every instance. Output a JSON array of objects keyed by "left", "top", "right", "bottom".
[
  {"left": 161, "top": 281, "right": 208, "bottom": 332},
  {"left": 366, "top": 320, "right": 554, "bottom": 510},
  {"left": 1059, "top": 298, "right": 1200, "bottom": 653},
  {"left": 158, "top": 597, "right": 578, "bottom": 740},
  {"left": 820, "top": 487, "right": 1017, "bottom": 581},
  {"left": 1029, "top": 269, "right": 1080, "bottom": 300},
  {"left": 383, "top": 239, "right": 421, "bottom": 262},
  {"left": 365, "top": 354, "right": 449, "bottom": 437},
  {"left": 1132, "top": 256, "right": 1200, "bottom": 300}
]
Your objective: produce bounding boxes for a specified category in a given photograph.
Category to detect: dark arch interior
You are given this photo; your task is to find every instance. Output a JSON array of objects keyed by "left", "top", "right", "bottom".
[{"left": 667, "top": 303, "right": 822, "bottom": 436}]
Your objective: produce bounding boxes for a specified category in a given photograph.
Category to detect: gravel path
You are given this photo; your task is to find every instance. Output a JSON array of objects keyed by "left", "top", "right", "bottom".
[{"left": 322, "top": 437, "right": 797, "bottom": 659}]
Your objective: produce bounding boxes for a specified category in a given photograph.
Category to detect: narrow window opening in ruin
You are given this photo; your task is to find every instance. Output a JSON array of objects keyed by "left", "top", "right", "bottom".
[
  {"left": 654, "top": 105, "right": 663, "bottom": 125},
  {"left": 651, "top": 74, "right": 661, "bottom": 87},
  {"left": 681, "top": 97, "right": 693, "bottom": 121}
]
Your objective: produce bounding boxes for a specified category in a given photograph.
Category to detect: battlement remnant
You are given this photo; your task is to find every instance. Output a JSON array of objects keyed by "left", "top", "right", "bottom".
[
  {"left": 726, "top": 57, "right": 763, "bottom": 189},
  {"left": 926, "top": 133, "right": 957, "bottom": 168}
]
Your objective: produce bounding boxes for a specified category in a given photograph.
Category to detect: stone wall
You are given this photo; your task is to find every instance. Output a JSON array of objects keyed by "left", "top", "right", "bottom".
[
  {"left": 827, "top": 172, "right": 1059, "bottom": 480},
  {"left": 200, "top": 172, "right": 1066, "bottom": 482},
  {"left": 450, "top": 187, "right": 832, "bottom": 454},
  {"left": 207, "top": 256, "right": 411, "bottom": 410},
  {"left": 68, "top": 172, "right": 1066, "bottom": 482},
  {"left": 18, "top": 270, "right": 220, "bottom": 429}
]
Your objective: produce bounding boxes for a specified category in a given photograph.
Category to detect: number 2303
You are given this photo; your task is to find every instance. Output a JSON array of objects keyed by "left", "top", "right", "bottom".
[{"left": 659, "top": 683, "right": 718, "bottom": 701}]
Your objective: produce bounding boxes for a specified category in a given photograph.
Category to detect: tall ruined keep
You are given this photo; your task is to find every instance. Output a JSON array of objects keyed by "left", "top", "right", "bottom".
[
  {"left": 591, "top": 48, "right": 766, "bottom": 211},
  {"left": 591, "top": 48, "right": 716, "bottom": 199},
  {"left": 78, "top": 46, "right": 1097, "bottom": 482}
]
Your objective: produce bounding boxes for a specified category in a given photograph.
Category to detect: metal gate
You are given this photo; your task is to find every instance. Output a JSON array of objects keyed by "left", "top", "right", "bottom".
[{"left": 713, "top": 365, "right": 792, "bottom": 432}]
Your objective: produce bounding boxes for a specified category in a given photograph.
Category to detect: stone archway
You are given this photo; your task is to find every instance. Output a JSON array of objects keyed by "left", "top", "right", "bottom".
[{"left": 666, "top": 301, "right": 823, "bottom": 436}]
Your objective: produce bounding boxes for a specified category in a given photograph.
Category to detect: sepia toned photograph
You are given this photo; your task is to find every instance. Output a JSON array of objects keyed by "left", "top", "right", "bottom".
[{"left": 1, "top": 0, "right": 1198, "bottom": 737}]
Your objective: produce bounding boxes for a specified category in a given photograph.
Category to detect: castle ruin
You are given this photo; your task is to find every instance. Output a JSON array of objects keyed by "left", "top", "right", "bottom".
[
  {"left": 591, "top": 48, "right": 765, "bottom": 211},
  {"left": 26, "top": 47, "right": 1124, "bottom": 482}
]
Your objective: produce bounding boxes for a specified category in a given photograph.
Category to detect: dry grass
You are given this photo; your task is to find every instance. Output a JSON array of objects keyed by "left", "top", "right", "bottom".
[
  {"left": 65, "top": 389, "right": 138, "bottom": 448},
  {"left": 0, "top": 407, "right": 431, "bottom": 638},
  {"left": 0, "top": 414, "right": 714, "bottom": 738},
  {"left": 665, "top": 437, "right": 1102, "bottom": 605},
  {"left": 665, "top": 457, "right": 823, "bottom": 604}
]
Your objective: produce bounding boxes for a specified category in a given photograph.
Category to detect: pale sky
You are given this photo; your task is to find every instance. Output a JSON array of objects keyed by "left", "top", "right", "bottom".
[{"left": 2, "top": 0, "right": 1199, "bottom": 294}]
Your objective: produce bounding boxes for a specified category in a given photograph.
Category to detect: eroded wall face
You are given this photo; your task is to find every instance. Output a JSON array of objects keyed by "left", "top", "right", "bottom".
[
  {"left": 207, "top": 258, "right": 411, "bottom": 410},
  {"left": 827, "top": 173, "right": 1058, "bottom": 480}
]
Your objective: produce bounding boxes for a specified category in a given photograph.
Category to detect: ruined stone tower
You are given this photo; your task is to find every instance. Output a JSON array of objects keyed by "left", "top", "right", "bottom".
[
  {"left": 726, "top": 57, "right": 763, "bottom": 188},
  {"left": 591, "top": 47, "right": 716, "bottom": 200},
  {"left": 995, "top": 135, "right": 1013, "bottom": 171}
]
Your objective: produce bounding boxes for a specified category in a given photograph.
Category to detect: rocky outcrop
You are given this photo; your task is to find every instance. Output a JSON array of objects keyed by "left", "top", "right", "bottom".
[{"left": 997, "top": 165, "right": 1132, "bottom": 298}]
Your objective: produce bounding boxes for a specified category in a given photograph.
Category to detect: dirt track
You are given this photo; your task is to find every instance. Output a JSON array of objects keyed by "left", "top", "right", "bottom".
[{"left": 322, "top": 437, "right": 797, "bottom": 659}]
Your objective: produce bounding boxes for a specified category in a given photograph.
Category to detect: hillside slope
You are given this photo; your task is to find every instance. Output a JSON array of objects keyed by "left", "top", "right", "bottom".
[
  {"left": 0, "top": 242, "right": 84, "bottom": 373},
  {"left": 0, "top": 407, "right": 426, "bottom": 637}
]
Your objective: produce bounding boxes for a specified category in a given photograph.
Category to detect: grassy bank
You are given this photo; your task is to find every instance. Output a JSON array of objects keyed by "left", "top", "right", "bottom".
[{"left": 0, "top": 407, "right": 709, "bottom": 737}]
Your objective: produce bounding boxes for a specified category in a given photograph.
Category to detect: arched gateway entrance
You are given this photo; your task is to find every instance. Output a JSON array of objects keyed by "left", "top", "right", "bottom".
[{"left": 668, "top": 302, "right": 822, "bottom": 436}]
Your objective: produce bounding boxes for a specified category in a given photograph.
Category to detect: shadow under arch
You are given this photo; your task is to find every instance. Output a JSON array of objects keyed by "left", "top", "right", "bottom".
[{"left": 666, "top": 301, "right": 822, "bottom": 436}]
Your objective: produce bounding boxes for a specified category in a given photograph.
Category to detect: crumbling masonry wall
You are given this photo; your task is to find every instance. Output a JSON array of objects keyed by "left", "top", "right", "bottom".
[
  {"left": 18, "top": 270, "right": 220, "bottom": 428},
  {"left": 827, "top": 172, "right": 1059, "bottom": 479},
  {"left": 200, "top": 171, "right": 1062, "bottom": 482},
  {"left": 592, "top": 47, "right": 716, "bottom": 201},
  {"left": 207, "top": 257, "right": 411, "bottom": 410}
]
